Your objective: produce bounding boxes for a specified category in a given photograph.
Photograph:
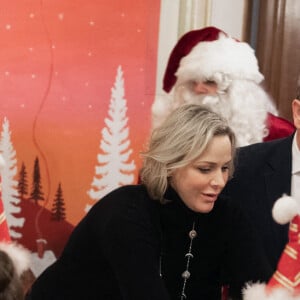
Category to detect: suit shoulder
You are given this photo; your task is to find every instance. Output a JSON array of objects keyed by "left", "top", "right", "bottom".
[
  {"left": 237, "top": 137, "right": 288, "bottom": 159},
  {"left": 233, "top": 137, "right": 291, "bottom": 175}
]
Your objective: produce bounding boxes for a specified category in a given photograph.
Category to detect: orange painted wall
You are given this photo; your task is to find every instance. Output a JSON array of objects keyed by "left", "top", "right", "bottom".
[{"left": 0, "top": 0, "right": 160, "bottom": 229}]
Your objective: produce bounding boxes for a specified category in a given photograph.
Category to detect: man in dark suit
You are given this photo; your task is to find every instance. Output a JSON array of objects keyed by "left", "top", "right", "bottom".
[{"left": 222, "top": 87, "right": 300, "bottom": 275}]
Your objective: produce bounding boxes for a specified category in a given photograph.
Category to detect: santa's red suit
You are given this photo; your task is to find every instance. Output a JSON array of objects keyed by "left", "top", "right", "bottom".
[{"left": 152, "top": 26, "right": 295, "bottom": 147}]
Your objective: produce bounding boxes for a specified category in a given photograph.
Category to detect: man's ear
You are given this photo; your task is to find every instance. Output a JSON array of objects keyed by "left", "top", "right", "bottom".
[{"left": 292, "top": 99, "right": 300, "bottom": 128}]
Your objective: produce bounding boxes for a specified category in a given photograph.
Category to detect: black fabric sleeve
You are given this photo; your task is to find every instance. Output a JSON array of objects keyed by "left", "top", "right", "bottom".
[
  {"left": 101, "top": 198, "right": 170, "bottom": 300},
  {"left": 221, "top": 201, "right": 273, "bottom": 300}
]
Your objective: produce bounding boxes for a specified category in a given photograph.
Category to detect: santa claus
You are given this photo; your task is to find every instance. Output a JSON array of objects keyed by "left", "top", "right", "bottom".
[{"left": 152, "top": 26, "right": 295, "bottom": 147}]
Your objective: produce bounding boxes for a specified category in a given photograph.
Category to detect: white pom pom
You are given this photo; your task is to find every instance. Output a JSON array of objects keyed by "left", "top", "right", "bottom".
[
  {"left": 243, "top": 282, "right": 300, "bottom": 300},
  {"left": 243, "top": 282, "right": 268, "bottom": 300},
  {"left": 272, "top": 195, "right": 299, "bottom": 225}
]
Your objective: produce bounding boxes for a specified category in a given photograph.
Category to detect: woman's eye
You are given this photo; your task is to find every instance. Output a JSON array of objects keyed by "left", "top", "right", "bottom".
[
  {"left": 198, "top": 168, "right": 210, "bottom": 173},
  {"left": 221, "top": 166, "right": 229, "bottom": 172}
]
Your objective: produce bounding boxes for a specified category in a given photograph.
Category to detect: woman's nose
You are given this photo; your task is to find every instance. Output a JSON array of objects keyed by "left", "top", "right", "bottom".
[{"left": 211, "top": 172, "right": 226, "bottom": 188}]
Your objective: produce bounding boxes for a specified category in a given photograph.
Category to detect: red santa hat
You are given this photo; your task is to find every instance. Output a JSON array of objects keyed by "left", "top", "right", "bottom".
[
  {"left": 243, "top": 195, "right": 300, "bottom": 300},
  {"left": 163, "top": 26, "right": 264, "bottom": 93}
]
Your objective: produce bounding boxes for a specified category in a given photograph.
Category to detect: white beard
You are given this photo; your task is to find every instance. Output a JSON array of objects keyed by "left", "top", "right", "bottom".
[{"left": 172, "top": 80, "right": 277, "bottom": 147}]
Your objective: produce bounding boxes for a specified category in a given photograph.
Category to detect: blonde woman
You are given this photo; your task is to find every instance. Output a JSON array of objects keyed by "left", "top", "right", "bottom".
[{"left": 26, "top": 105, "right": 271, "bottom": 300}]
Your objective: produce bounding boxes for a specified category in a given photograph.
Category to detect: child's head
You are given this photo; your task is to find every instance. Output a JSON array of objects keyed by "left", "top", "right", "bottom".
[
  {"left": 0, "top": 249, "right": 24, "bottom": 300},
  {"left": 0, "top": 242, "right": 31, "bottom": 300}
]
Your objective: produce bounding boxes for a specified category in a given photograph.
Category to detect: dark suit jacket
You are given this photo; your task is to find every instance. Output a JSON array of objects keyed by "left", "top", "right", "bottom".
[{"left": 222, "top": 134, "right": 294, "bottom": 272}]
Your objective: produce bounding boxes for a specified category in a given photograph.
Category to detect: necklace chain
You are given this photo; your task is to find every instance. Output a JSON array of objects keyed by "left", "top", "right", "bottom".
[
  {"left": 159, "top": 220, "right": 197, "bottom": 300},
  {"left": 180, "top": 221, "right": 197, "bottom": 299}
]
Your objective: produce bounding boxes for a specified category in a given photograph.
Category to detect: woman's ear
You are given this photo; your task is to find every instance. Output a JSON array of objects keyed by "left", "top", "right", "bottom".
[{"left": 292, "top": 99, "right": 300, "bottom": 128}]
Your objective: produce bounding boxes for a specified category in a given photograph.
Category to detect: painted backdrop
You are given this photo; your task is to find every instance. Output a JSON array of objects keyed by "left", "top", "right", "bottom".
[{"left": 0, "top": 0, "right": 160, "bottom": 276}]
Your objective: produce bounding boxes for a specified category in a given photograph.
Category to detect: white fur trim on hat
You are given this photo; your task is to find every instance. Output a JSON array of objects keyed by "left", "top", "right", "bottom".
[
  {"left": 0, "top": 242, "right": 31, "bottom": 276},
  {"left": 243, "top": 282, "right": 268, "bottom": 300},
  {"left": 243, "top": 282, "right": 300, "bottom": 300},
  {"left": 175, "top": 34, "right": 264, "bottom": 87}
]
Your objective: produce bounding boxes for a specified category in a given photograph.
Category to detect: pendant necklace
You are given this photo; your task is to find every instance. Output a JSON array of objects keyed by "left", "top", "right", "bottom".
[
  {"left": 160, "top": 220, "right": 198, "bottom": 300},
  {"left": 180, "top": 221, "right": 197, "bottom": 299}
]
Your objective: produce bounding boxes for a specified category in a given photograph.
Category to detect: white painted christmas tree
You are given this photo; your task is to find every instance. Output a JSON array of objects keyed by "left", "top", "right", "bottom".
[
  {"left": 86, "top": 65, "right": 136, "bottom": 212},
  {"left": 0, "top": 117, "right": 24, "bottom": 238}
]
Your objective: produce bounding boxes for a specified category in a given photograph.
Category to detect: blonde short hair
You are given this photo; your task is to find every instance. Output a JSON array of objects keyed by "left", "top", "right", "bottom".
[{"left": 140, "top": 104, "right": 236, "bottom": 202}]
